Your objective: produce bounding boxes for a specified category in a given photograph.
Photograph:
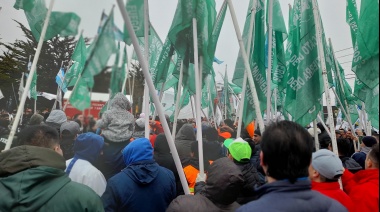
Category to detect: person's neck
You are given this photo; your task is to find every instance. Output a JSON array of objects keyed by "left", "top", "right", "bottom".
[{"left": 267, "top": 176, "right": 276, "bottom": 183}]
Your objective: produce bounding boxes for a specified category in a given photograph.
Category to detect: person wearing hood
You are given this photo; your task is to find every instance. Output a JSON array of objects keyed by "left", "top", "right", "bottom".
[
  {"left": 66, "top": 133, "right": 107, "bottom": 196},
  {"left": 167, "top": 157, "right": 245, "bottom": 212},
  {"left": 101, "top": 138, "right": 176, "bottom": 211},
  {"left": 175, "top": 124, "right": 196, "bottom": 160},
  {"left": 45, "top": 110, "right": 67, "bottom": 134},
  {"left": 0, "top": 125, "right": 103, "bottom": 211},
  {"left": 154, "top": 134, "right": 184, "bottom": 196},
  {"left": 96, "top": 93, "right": 135, "bottom": 180}
]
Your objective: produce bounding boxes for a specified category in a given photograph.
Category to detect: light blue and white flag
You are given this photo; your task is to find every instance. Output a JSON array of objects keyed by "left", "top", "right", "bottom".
[{"left": 55, "top": 68, "right": 68, "bottom": 93}]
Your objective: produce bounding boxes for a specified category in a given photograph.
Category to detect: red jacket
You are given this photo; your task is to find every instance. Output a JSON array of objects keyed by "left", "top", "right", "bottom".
[
  {"left": 342, "top": 169, "right": 379, "bottom": 212},
  {"left": 311, "top": 181, "right": 353, "bottom": 211}
]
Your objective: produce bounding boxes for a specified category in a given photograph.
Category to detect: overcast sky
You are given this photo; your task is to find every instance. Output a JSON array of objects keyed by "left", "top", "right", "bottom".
[{"left": 0, "top": 0, "right": 358, "bottom": 88}]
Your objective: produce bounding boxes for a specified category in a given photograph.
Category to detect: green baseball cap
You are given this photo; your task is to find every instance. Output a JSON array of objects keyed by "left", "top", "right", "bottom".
[{"left": 225, "top": 138, "right": 252, "bottom": 162}]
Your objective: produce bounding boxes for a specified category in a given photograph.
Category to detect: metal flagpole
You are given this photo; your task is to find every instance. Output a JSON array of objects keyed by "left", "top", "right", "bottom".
[
  {"left": 312, "top": 0, "right": 338, "bottom": 155},
  {"left": 227, "top": 0, "right": 265, "bottom": 132},
  {"left": 193, "top": 18, "right": 205, "bottom": 179},
  {"left": 171, "top": 61, "right": 184, "bottom": 139},
  {"left": 313, "top": 120, "right": 320, "bottom": 150},
  {"left": 116, "top": 0, "right": 190, "bottom": 194},
  {"left": 143, "top": 0, "right": 150, "bottom": 139},
  {"left": 266, "top": 0, "right": 274, "bottom": 124},
  {"left": 5, "top": 0, "right": 56, "bottom": 150},
  {"left": 236, "top": 1, "right": 257, "bottom": 138}
]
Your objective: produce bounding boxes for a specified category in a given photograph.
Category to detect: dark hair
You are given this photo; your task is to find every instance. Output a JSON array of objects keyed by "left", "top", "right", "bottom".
[
  {"left": 61, "top": 130, "right": 76, "bottom": 140},
  {"left": 155, "top": 115, "right": 160, "bottom": 122},
  {"left": 73, "top": 119, "right": 82, "bottom": 128},
  {"left": 337, "top": 138, "right": 350, "bottom": 156},
  {"left": 319, "top": 136, "right": 332, "bottom": 149},
  {"left": 73, "top": 113, "right": 82, "bottom": 120},
  {"left": 261, "top": 121, "right": 313, "bottom": 183},
  {"left": 368, "top": 143, "right": 379, "bottom": 168},
  {"left": 17, "top": 125, "right": 59, "bottom": 149},
  {"left": 204, "top": 127, "right": 219, "bottom": 141},
  {"left": 224, "top": 119, "right": 234, "bottom": 129}
]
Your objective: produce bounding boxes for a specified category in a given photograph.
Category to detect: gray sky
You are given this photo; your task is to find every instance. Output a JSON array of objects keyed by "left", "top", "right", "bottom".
[{"left": 0, "top": 0, "right": 358, "bottom": 88}]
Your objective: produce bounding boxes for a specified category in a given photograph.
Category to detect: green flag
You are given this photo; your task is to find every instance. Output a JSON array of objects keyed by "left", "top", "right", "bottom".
[
  {"left": 69, "top": 78, "right": 91, "bottom": 111},
  {"left": 14, "top": 0, "right": 80, "bottom": 41},
  {"left": 110, "top": 43, "right": 124, "bottom": 97},
  {"left": 203, "top": 1, "right": 227, "bottom": 74},
  {"left": 168, "top": 0, "right": 216, "bottom": 71},
  {"left": 346, "top": 0, "right": 359, "bottom": 47},
  {"left": 123, "top": 0, "right": 145, "bottom": 44},
  {"left": 284, "top": 0, "right": 324, "bottom": 127},
  {"left": 233, "top": 0, "right": 267, "bottom": 127},
  {"left": 65, "top": 35, "right": 87, "bottom": 87},
  {"left": 267, "top": 0, "right": 288, "bottom": 92},
  {"left": 229, "top": 82, "right": 242, "bottom": 94},
  {"left": 351, "top": 0, "right": 379, "bottom": 89},
  {"left": 137, "top": 25, "right": 164, "bottom": 88},
  {"left": 29, "top": 71, "right": 37, "bottom": 100},
  {"left": 154, "top": 38, "right": 176, "bottom": 89},
  {"left": 82, "top": 10, "right": 117, "bottom": 88}
]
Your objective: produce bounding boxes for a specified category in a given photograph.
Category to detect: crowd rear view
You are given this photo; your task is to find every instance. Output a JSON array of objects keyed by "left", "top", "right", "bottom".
[{"left": 0, "top": 93, "right": 378, "bottom": 212}]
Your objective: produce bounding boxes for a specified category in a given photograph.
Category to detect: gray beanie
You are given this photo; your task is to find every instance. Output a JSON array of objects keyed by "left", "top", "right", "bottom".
[
  {"left": 46, "top": 110, "right": 67, "bottom": 125},
  {"left": 312, "top": 149, "right": 344, "bottom": 180}
]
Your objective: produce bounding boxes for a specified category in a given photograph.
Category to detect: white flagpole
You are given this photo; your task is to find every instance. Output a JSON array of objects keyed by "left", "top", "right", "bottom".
[
  {"left": 192, "top": 18, "right": 205, "bottom": 178},
  {"left": 236, "top": 1, "right": 256, "bottom": 138},
  {"left": 224, "top": 65, "right": 228, "bottom": 120},
  {"left": 266, "top": 0, "right": 274, "bottom": 124},
  {"left": 227, "top": 0, "right": 265, "bottom": 132},
  {"left": 4, "top": 0, "right": 56, "bottom": 151},
  {"left": 171, "top": 61, "right": 184, "bottom": 139},
  {"left": 143, "top": 0, "right": 150, "bottom": 139},
  {"left": 312, "top": 0, "right": 338, "bottom": 155},
  {"left": 116, "top": 0, "right": 190, "bottom": 194},
  {"left": 329, "top": 38, "right": 358, "bottom": 141},
  {"left": 313, "top": 120, "right": 320, "bottom": 150}
]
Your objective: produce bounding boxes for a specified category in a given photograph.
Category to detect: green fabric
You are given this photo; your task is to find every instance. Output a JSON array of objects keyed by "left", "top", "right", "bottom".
[
  {"left": 233, "top": 0, "right": 267, "bottom": 127},
  {"left": 14, "top": 0, "right": 80, "bottom": 41},
  {"left": 65, "top": 35, "right": 87, "bottom": 87},
  {"left": 82, "top": 10, "right": 117, "bottom": 87},
  {"left": 110, "top": 43, "right": 124, "bottom": 98},
  {"left": 69, "top": 77, "right": 91, "bottom": 111},
  {"left": 284, "top": 0, "right": 323, "bottom": 127},
  {"left": 346, "top": 0, "right": 359, "bottom": 47},
  {"left": 0, "top": 146, "right": 103, "bottom": 211},
  {"left": 203, "top": 1, "right": 227, "bottom": 74},
  {"left": 229, "top": 82, "right": 242, "bottom": 94},
  {"left": 351, "top": 0, "right": 379, "bottom": 89},
  {"left": 268, "top": 0, "right": 288, "bottom": 91},
  {"left": 155, "top": 38, "right": 176, "bottom": 89},
  {"left": 138, "top": 25, "right": 164, "bottom": 88},
  {"left": 123, "top": 0, "right": 145, "bottom": 44},
  {"left": 29, "top": 70, "right": 37, "bottom": 100}
]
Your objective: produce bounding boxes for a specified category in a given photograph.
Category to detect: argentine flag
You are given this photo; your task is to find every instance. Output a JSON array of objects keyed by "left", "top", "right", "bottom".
[{"left": 56, "top": 68, "right": 68, "bottom": 93}]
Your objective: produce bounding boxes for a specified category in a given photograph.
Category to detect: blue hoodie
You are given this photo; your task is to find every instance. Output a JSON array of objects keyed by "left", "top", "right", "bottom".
[
  {"left": 102, "top": 138, "right": 176, "bottom": 211},
  {"left": 66, "top": 133, "right": 104, "bottom": 175}
]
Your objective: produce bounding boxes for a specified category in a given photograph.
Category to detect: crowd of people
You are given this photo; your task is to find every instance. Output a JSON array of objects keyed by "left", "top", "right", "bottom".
[{"left": 0, "top": 92, "right": 379, "bottom": 211}]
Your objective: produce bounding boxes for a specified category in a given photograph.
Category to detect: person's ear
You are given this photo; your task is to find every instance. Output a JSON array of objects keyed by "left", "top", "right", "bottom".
[{"left": 260, "top": 151, "right": 265, "bottom": 167}]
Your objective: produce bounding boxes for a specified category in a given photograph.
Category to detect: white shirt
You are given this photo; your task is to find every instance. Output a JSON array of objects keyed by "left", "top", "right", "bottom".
[{"left": 65, "top": 159, "right": 107, "bottom": 196}]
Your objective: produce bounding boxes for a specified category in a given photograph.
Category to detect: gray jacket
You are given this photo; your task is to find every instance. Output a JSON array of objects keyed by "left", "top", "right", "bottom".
[{"left": 97, "top": 93, "right": 134, "bottom": 142}]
